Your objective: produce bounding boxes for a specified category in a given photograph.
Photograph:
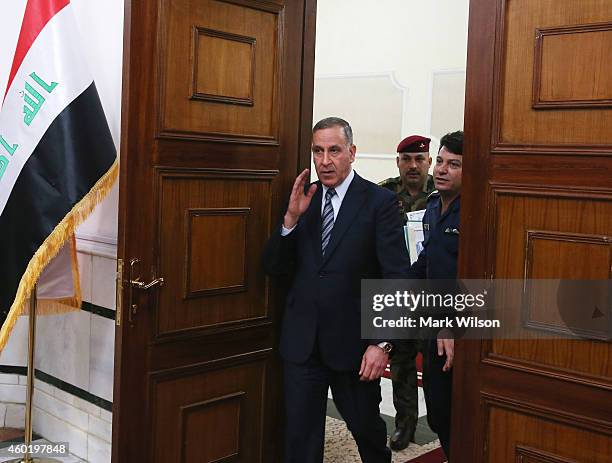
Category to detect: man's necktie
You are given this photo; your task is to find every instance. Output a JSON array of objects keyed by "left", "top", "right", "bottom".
[{"left": 321, "top": 188, "right": 336, "bottom": 255}]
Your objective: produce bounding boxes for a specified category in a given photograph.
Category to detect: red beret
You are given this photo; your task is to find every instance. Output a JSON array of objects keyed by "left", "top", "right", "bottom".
[{"left": 397, "top": 135, "right": 430, "bottom": 153}]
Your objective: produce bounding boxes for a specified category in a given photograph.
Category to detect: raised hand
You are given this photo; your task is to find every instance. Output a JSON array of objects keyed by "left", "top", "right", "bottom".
[{"left": 283, "top": 169, "right": 318, "bottom": 229}]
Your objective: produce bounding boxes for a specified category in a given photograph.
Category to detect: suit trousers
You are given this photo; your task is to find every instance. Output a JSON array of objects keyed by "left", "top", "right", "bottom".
[
  {"left": 422, "top": 339, "right": 453, "bottom": 459},
  {"left": 283, "top": 352, "right": 391, "bottom": 463}
]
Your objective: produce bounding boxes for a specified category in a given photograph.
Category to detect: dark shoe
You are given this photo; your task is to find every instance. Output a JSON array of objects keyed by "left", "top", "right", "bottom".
[{"left": 389, "top": 427, "right": 414, "bottom": 451}]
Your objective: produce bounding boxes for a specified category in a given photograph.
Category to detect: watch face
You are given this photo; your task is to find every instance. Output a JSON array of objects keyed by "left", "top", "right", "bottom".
[{"left": 377, "top": 342, "right": 392, "bottom": 353}]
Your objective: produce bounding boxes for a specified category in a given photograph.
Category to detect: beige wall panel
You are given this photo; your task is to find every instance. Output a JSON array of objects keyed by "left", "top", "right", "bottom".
[
  {"left": 313, "top": 75, "right": 404, "bottom": 154},
  {"left": 431, "top": 71, "right": 466, "bottom": 139}
]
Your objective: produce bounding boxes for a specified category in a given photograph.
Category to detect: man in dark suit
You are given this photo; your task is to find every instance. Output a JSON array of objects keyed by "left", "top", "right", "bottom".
[{"left": 263, "top": 117, "right": 411, "bottom": 463}]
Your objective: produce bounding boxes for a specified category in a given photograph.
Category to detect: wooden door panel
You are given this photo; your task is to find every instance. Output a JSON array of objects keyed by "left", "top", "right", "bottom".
[
  {"left": 115, "top": 0, "right": 314, "bottom": 461},
  {"left": 156, "top": 170, "right": 274, "bottom": 337},
  {"left": 486, "top": 339, "right": 612, "bottom": 387},
  {"left": 492, "top": 192, "right": 612, "bottom": 279},
  {"left": 495, "top": 0, "right": 612, "bottom": 147},
  {"left": 485, "top": 405, "right": 611, "bottom": 463},
  {"left": 534, "top": 25, "right": 612, "bottom": 108},
  {"left": 152, "top": 354, "right": 268, "bottom": 463},
  {"left": 159, "top": 0, "right": 283, "bottom": 144},
  {"left": 491, "top": 156, "right": 612, "bottom": 186},
  {"left": 485, "top": 191, "right": 612, "bottom": 380},
  {"left": 455, "top": 0, "right": 612, "bottom": 461}
]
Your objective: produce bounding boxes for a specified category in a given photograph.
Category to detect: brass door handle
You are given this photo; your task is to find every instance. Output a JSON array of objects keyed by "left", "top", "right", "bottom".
[
  {"left": 127, "top": 258, "right": 163, "bottom": 325},
  {"left": 130, "top": 277, "right": 164, "bottom": 290}
]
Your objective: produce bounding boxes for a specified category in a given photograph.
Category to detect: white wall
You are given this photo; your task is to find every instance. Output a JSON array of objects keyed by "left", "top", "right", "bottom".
[{"left": 313, "top": 0, "right": 469, "bottom": 183}]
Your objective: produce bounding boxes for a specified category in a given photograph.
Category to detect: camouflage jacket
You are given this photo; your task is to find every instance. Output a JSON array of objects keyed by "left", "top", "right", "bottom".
[{"left": 378, "top": 175, "right": 435, "bottom": 222}]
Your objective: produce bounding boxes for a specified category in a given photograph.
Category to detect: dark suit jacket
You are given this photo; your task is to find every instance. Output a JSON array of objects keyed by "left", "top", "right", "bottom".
[
  {"left": 407, "top": 195, "right": 460, "bottom": 280},
  {"left": 263, "top": 172, "right": 411, "bottom": 371}
]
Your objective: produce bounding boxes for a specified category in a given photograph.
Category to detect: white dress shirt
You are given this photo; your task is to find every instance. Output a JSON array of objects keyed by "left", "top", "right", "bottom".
[{"left": 281, "top": 169, "right": 355, "bottom": 236}]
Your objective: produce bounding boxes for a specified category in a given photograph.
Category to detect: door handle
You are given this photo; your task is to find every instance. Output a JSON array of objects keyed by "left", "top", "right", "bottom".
[
  {"left": 130, "top": 277, "right": 164, "bottom": 290},
  {"left": 128, "top": 258, "right": 164, "bottom": 325}
]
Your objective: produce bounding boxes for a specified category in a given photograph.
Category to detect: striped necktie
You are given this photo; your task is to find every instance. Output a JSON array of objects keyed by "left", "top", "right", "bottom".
[{"left": 321, "top": 188, "right": 336, "bottom": 255}]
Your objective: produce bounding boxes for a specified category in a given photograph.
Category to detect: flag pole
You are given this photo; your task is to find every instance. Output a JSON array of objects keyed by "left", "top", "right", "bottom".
[{"left": 7, "top": 284, "right": 60, "bottom": 463}]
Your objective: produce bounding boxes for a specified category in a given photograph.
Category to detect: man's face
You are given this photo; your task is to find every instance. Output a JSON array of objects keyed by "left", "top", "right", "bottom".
[
  {"left": 433, "top": 147, "right": 462, "bottom": 196},
  {"left": 396, "top": 151, "right": 431, "bottom": 190},
  {"left": 312, "top": 126, "right": 356, "bottom": 188}
]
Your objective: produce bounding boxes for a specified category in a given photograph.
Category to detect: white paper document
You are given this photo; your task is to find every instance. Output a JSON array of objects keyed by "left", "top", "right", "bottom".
[{"left": 405, "top": 209, "right": 426, "bottom": 264}]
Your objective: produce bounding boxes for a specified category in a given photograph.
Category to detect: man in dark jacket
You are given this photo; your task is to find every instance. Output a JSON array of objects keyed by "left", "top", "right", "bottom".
[
  {"left": 408, "top": 130, "right": 463, "bottom": 460},
  {"left": 263, "top": 117, "right": 411, "bottom": 463}
]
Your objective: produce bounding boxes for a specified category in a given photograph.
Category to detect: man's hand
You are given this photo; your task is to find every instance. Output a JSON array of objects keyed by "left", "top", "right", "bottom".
[
  {"left": 283, "top": 169, "right": 318, "bottom": 229},
  {"left": 359, "top": 345, "right": 389, "bottom": 381},
  {"left": 436, "top": 334, "right": 454, "bottom": 372}
]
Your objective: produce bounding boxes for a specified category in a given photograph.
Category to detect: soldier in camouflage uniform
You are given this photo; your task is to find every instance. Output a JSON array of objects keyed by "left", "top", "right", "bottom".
[{"left": 378, "top": 135, "right": 434, "bottom": 451}]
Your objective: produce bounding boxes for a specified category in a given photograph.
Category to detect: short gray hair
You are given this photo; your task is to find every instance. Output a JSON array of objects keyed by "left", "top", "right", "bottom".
[{"left": 312, "top": 117, "right": 353, "bottom": 146}]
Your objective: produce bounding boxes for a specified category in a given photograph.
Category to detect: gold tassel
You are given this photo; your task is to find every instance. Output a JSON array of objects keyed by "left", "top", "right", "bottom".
[
  {"left": 22, "top": 235, "right": 83, "bottom": 316},
  {"left": 0, "top": 160, "right": 118, "bottom": 351}
]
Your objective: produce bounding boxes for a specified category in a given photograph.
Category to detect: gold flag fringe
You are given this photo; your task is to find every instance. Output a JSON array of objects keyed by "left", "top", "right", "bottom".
[
  {"left": 22, "top": 235, "right": 83, "bottom": 315},
  {"left": 0, "top": 159, "right": 118, "bottom": 352}
]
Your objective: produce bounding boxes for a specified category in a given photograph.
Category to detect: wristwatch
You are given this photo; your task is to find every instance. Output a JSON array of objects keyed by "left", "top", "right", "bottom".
[{"left": 377, "top": 342, "right": 393, "bottom": 354}]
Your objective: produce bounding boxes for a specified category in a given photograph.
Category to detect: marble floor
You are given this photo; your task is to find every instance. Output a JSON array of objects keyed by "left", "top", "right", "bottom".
[
  {"left": 324, "top": 416, "right": 442, "bottom": 463},
  {"left": 325, "top": 377, "right": 446, "bottom": 463}
]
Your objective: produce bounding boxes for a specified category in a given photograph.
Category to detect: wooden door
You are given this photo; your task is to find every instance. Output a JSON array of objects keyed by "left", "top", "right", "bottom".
[
  {"left": 454, "top": 0, "right": 612, "bottom": 461},
  {"left": 112, "top": 1, "right": 316, "bottom": 461}
]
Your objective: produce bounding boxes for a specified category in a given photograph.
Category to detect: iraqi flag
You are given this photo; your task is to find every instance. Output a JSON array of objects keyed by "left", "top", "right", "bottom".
[{"left": 0, "top": 0, "right": 117, "bottom": 350}]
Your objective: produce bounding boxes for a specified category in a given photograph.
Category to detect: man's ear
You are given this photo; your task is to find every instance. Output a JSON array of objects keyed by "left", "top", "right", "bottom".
[
  {"left": 428, "top": 155, "right": 432, "bottom": 167},
  {"left": 396, "top": 156, "right": 400, "bottom": 168},
  {"left": 349, "top": 144, "right": 356, "bottom": 162}
]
